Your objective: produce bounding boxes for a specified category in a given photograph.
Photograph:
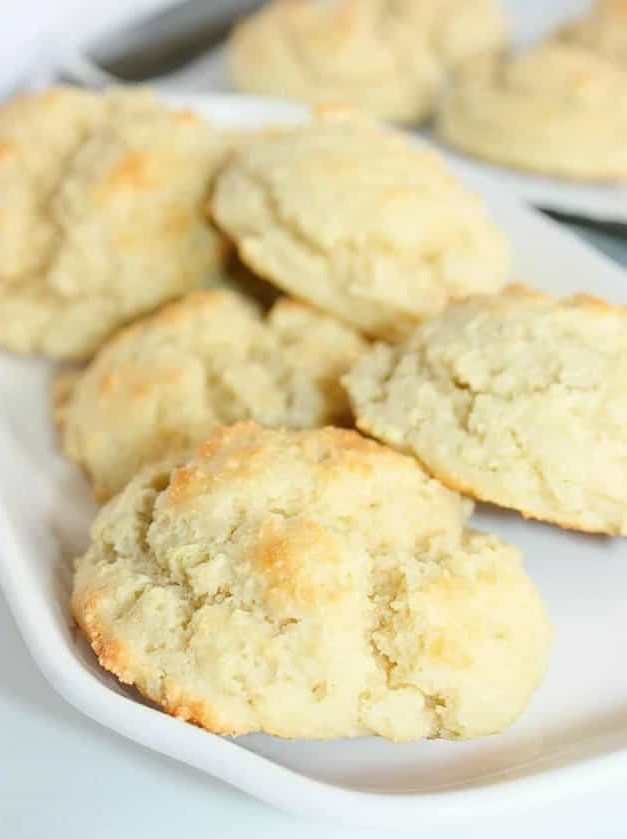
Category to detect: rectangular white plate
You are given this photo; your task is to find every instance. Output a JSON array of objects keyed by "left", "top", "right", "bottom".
[
  {"left": 437, "top": 148, "right": 627, "bottom": 226},
  {"left": 2, "top": 93, "right": 627, "bottom": 831}
]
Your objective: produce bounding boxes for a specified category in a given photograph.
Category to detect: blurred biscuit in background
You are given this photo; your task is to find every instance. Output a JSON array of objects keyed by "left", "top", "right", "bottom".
[
  {"left": 227, "top": 0, "right": 507, "bottom": 125},
  {"left": 437, "top": 40, "right": 627, "bottom": 181},
  {"left": 560, "top": 0, "right": 627, "bottom": 66}
]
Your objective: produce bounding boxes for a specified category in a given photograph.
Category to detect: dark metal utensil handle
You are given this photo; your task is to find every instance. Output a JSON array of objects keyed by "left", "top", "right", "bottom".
[{"left": 85, "top": 0, "right": 263, "bottom": 81}]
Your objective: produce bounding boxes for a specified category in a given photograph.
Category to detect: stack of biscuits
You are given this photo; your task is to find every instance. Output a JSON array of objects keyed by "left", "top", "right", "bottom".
[
  {"left": 3, "top": 69, "right": 625, "bottom": 743},
  {"left": 227, "top": 0, "right": 627, "bottom": 183}
]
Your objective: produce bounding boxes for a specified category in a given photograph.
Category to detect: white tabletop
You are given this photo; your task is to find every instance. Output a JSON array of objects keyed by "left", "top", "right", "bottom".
[{"left": 2, "top": 589, "right": 625, "bottom": 839}]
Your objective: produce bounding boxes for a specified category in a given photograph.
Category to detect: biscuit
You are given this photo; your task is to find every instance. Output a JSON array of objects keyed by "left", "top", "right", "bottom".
[
  {"left": 0, "top": 87, "right": 228, "bottom": 359},
  {"left": 227, "top": 0, "right": 506, "bottom": 125},
  {"left": 560, "top": 1, "right": 627, "bottom": 66},
  {"left": 57, "top": 290, "right": 365, "bottom": 499},
  {"left": 72, "top": 422, "right": 551, "bottom": 741},
  {"left": 436, "top": 41, "right": 627, "bottom": 181},
  {"left": 345, "top": 286, "right": 627, "bottom": 534},
  {"left": 211, "top": 113, "right": 510, "bottom": 340}
]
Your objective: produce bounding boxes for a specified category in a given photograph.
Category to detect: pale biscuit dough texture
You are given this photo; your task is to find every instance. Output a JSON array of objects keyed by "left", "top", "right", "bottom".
[
  {"left": 57, "top": 289, "right": 366, "bottom": 500},
  {"left": 0, "top": 87, "right": 227, "bottom": 360},
  {"left": 211, "top": 114, "right": 510, "bottom": 340},
  {"left": 227, "top": 0, "right": 506, "bottom": 125},
  {"left": 344, "top": 286, "right": 627, "bottom": 534},
  {"left": 436, "top": 40, "right": 627, "bottom": 181},
  {"left": 560, "top": 0, "right": 627, "bottom": 66},
  {"left": 72, "top": 423, "right": 551, "bottom": 740}
]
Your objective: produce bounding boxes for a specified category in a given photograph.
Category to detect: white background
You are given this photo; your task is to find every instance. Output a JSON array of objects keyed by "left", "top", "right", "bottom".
[{"left": 2, "top": 1, "right": 627, "bottom": 836}]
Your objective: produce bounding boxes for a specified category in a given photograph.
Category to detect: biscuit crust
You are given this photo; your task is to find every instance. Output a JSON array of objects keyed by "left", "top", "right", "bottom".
[
  {"left": 73, "top": 423, "right": 551, "bottom": 741},
  {"left": 0, "top": 87, "right": 228, "bottom": 359},
  {"left": 211, "top": 114, "right": 509, "bottom": 340},
  {"left": 58, "top": 290, "right": 365, "bottom": 499},
  {"left": 345, "top": 286, "right": 627, "bottom": 534}
]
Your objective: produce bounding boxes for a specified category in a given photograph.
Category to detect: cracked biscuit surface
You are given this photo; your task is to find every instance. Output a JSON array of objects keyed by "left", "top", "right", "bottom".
[
  {"left": 211, "top": 113, "right": 509, "bottom": 340},
  {"left": 0, "top": 87, "right": 227, "bottom": 359},
  {"left": 437, "top": 40, "right": 627, "bottom": 181},
  {"left": 57, "top": 290, "right": 365, "bottom": 500},
  {"left": 72, "top": 422, "right": 551, "bottom": 741},
  {"left": 345, "top": 286, "right": 627, "bottom": 534},
  {"left": 227, "top": 0, "right": 506, "bottom": 125}
]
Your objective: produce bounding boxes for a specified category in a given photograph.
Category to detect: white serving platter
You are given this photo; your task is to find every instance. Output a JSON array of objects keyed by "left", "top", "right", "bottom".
[
  {"left": 1, "top": 93, "right": 627, "bottom": 831},
  {"left": 437, "top": 147, "right": 627, "bottom": 226}
]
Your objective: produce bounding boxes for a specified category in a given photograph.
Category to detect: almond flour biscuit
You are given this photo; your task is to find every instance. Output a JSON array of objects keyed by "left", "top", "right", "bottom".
[
  {"left": 227, "top": 0, "right": 506, "bottom": 125},
  {"left": 72, "top": 423, "right": 551, "bottom": 741},
  {"left": 437, "top": 41, "right": 627, "bottom": 181},
  {"left": 57, "top": 290, "right": 365, "bottom": 500},
  {"left": 560, "top": 1, "right": 627, "bottom": 66},
  {"left": 211, "top": 114, "right": 510, "bottom": 340},
  {"left": 345, "top": 286, "right": 627, "bottom": 534},
  {"left": 0, "top": 87, "right": 228, "bottom": 360}
]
